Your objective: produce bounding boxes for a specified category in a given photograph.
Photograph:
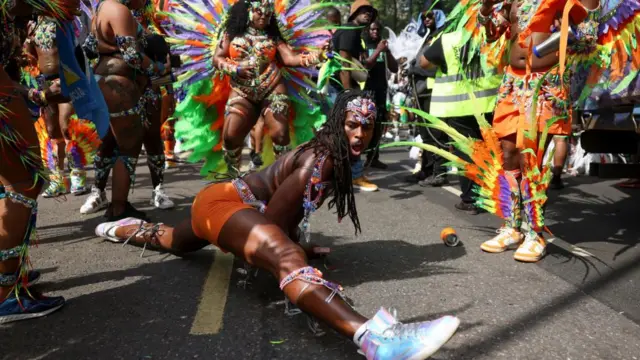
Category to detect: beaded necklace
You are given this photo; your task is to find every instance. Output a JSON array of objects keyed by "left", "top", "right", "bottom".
[{"left": 300, "top": 153, "right": 330, "bottom": 243}]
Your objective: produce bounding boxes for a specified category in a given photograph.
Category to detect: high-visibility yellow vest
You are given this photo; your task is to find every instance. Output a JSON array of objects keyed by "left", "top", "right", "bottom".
[{"left": 429, "top": 31, "right": 501, "bottom": 118}]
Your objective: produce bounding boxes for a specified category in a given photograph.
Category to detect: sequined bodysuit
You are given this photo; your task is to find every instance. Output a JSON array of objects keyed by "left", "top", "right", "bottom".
[{"left": 228, "top": 27, "right": 281, "bottom": 103}]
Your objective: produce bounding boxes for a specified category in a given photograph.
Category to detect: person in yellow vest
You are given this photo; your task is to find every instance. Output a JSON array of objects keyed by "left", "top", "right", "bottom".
[{"left": 419, "top": 29, "right": 501, "bottom": 214}]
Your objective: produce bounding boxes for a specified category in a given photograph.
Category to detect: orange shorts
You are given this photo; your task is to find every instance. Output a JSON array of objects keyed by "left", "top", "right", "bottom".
[
  {"left": 191, "top": 181, "right": 255, "bottom": 248},
  {"left": 493, "top": 66, "right": 572, "bottom": 148}
]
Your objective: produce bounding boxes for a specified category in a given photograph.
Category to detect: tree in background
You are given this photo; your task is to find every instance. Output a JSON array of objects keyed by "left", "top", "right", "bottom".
[{"left": 319, "top": 0, "right": 455, "bottom": 32}]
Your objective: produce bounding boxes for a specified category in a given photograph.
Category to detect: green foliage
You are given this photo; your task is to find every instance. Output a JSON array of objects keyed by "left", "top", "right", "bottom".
[{"left": 317, "top": 0, "right": 456, "bottom": 32}]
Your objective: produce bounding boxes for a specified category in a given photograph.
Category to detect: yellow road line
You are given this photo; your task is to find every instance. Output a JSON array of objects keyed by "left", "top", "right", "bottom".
[{"left": 190, "top": 250, "right": 235, "bottom": 335}]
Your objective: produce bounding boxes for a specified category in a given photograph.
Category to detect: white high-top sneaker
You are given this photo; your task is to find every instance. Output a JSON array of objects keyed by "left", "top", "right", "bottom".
[
  {"left": 151, "top": 184, "right": 175, "bottom": 210},
  {"left": 80, "top": 186, "right": 108, "bottom": 214}
]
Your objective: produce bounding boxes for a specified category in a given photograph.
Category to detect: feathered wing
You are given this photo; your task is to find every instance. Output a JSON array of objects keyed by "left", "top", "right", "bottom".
[
  {"left": 381, "top": 107, "right": 521, "bottom": 221},
  {"left": 65, "top": 115, "right": 101, "bottom": 168},
  {"left": 572, "top": 0, "right": 640, "bottom": 110},
  {"left": 163, "top": 0, "right": 235, "bottom": 177},
  {"left": 273, "top": 0, "right": 334, "bottom": 150}
]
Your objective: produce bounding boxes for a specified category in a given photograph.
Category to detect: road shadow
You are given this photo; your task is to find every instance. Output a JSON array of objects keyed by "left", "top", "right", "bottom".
[{"left": 0, "top": 254, "right": 213, "bottom": 360}]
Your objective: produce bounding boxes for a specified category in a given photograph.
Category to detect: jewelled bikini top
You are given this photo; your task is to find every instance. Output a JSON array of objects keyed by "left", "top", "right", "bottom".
[
  {"left": 300, "top": 153, "right": 332, "bottom": 243},
  {"left": 515, "top": 0, "right": 542, "bottom": 31},
  {"left": 229, "top": 27, "right": 278, "bottom": 64},
  {"left": 34, "top": 17, "right": 57, "bottom": 51}
]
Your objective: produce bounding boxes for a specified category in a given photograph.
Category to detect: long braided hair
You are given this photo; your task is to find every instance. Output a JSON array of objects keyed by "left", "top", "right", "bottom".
[{"left": 297, "top": 90, "right": 374, "bottom": 235}]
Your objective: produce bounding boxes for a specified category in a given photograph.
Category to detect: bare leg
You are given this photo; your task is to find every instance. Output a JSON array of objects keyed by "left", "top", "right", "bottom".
[
  {"left": 217, "top": 209, "right": 366, "bottom": 337},
  {"left": 108, "top": 209, "right": 366, "bottom": 336},
  {"left": 143, "top": 93, "right": 166, "bottom": 189},
  {"left": 550, "top": 136, "right": 568, "bottom": 189},
  {"left": 99, "top": 76, "right": 145, "bottom": 218},
  {"left": 222, "top": 92, "right": 258, "bottom": 171},
  {"left": 113, "top": 220, "right": 209, "bottom": 253},
  {"left": 110, "top": 114, "right": 144, "bottom": 216},
  {"left": 251, "top": 117, "right": 264, "bottom": 154},
  {"left": 262, "top": 85, "right": 291, "bottom": 158},
  {"left": 0, "top": 75, "right": 44, "bottom": 300}
]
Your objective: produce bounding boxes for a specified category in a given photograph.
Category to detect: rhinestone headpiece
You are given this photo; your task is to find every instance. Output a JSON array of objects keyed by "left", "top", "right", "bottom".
[
  {"left": 346, "top": 97, "right": 377, "bottom": 125},
  {"left": 248, "top": 0, "right": 275, "bottom": 21}
]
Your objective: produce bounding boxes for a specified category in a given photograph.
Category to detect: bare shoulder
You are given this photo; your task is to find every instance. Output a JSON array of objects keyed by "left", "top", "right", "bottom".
[
  {"left": 101, "top": 1, "right": 132, "bottom": 19},
  {"left": 294, "top": 146, "right": 334, "bottom": 181}
]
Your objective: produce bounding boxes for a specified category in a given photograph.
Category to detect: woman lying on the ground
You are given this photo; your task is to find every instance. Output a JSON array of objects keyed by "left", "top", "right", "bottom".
[{"left": 94, "top": 90, "right": 460, "bottom": 360}]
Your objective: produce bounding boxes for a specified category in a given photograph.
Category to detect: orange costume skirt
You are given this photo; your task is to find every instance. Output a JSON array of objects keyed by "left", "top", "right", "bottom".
[
  {"left": 191, "top": 179, "right": 265, "bottom": 248},
  {"left": 493, "top": 66, "right": 572, "bottom": 149}
]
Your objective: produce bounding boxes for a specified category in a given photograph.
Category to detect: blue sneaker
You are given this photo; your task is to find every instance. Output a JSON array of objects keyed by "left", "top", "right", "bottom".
[
  {"left": 358, "top": 308, "right": 460, "bottom": 360},
  {"left": 0, "top": 289, "right": 65, "bottom": 324}
]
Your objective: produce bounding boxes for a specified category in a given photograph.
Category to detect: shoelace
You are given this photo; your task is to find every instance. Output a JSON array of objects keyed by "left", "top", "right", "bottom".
[
  {"left": 382, "top": 321, "right": 425, "bottom": 340},
  {"left": 122, "top": 222, "right": 165, "bottom": 257}
]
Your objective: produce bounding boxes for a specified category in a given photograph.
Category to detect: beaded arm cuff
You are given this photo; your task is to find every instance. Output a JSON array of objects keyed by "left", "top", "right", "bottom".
[
  {"left": 218, "top": 58, "right": 239, "bottom": 76},
  {"left": 300, "top": 52, "right": 323, "bottom": 67}
]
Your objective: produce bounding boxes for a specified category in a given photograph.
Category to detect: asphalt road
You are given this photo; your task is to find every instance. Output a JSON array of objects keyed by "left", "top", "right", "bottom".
[{"left": 2, "top": 148, "right": 640, "bottom": 360}]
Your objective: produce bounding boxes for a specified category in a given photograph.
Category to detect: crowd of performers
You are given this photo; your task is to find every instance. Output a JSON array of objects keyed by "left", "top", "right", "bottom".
[{"left": 1, "top": 0, "right": 639, "bottom": 358}]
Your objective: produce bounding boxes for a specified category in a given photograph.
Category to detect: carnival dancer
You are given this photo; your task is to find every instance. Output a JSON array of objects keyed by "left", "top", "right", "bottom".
[
  {"left": 384, "top": 0, "right": 638, "bottom": 263},
  {"left": 94, "top": 90, "right": 460, "bottom": 360},
  {"left": 166, "top": 0, "right": 331, "bottom": 177},
  {"left": 0, "top": 0, "right": 80, "bottom": 323},
  {"left": 79, "top": 0, "right": 172, "bottom": 220},
  {"left": 474, "top": 0, "right": 599, "bottom": 262},
  {"left": 133, "top": 0, "right": 176, "bottom": 209},
  {"left": 26, "top": 17, "right": 100, "bottom": 198}
]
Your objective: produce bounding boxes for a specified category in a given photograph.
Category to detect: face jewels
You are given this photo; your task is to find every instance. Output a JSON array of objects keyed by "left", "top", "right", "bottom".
[{"left": 346, "top": 97, "right": 377, "bottom": 125}]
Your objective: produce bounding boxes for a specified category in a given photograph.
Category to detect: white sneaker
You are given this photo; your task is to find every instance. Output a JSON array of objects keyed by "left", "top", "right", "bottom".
[
  {"left": 174, "top": 140, "right": 183, "bottom": 154},
  {"left": 151, "top": 185, "right": 175, "bottom": 210},
  {"left": 80, "top": 186, "right": 108, "bottom": 214}
]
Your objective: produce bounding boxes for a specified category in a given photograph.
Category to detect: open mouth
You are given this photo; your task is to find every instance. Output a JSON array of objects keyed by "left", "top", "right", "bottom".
[{"left": 351, "top": 142, "right": 363, "bottom": 155}]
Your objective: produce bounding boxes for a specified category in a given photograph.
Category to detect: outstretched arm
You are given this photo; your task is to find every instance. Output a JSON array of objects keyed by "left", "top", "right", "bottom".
[{"left": 276, "top": 42, "right": 324, "bottom": 68}]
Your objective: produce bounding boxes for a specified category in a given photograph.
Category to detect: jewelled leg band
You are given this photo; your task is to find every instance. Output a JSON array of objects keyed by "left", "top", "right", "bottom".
[
  {"left": 520, "top": 176, "right": 546, "bottom": 235},
  {"left": 223, "top": 146, "right": 242, "bottom": 175},
  {"left": 147, "top": 154, "right": 165, "bottom": 188},
  {"left": 505, "top": 170, "right": 522, "bottom": 229},
  {"left": 117, "top": 155, "right": 139, "bottom": 189},
  {"left": 0, "top": 186, "right": 38, "bottom": 300},
  {"left": 93, "top": 153, "right": 115, "bottom": 190},
  {"left": 265, "top": 94, "right": 290, "bottom": 117},
  {"left": 279, "top": 266, "right": 344, "bottom": 304}
]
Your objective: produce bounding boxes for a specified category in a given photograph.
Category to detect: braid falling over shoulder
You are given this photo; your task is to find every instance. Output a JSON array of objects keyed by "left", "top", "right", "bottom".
[{"left": 298, "top": 90, "right": 374, "bottom": 235}]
